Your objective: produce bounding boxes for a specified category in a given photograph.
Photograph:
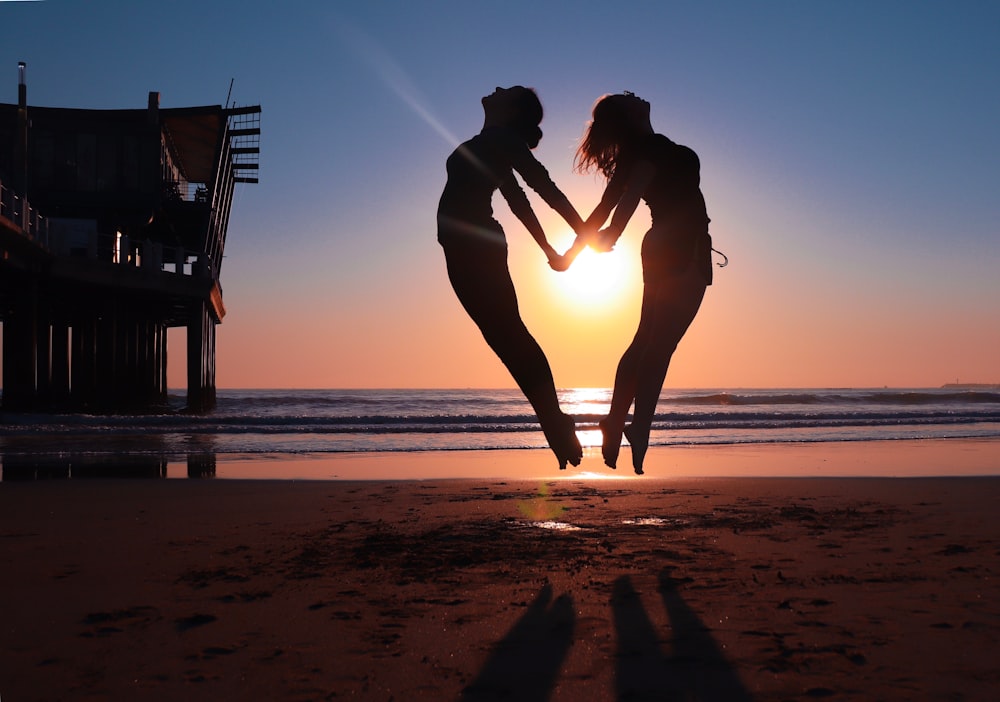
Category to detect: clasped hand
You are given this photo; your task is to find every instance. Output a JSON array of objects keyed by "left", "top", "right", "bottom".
[
  {"left": 547, "top": 252, "right": 573, "bottom": 272},
  {"left": 547, "top": 226, "right": 616, "bottom": 271},
  {"left": 590, "top": 228, "right": 617, "bottom": 252}
]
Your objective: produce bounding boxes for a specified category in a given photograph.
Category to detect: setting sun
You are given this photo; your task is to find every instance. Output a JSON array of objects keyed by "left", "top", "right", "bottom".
[{"left": 552, "top": 241, "right": 634, "bottom": 309}]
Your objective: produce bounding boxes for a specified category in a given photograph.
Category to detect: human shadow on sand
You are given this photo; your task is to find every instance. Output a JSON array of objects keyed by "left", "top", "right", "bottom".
[
  {"left": 460, "top": 583, "right": 575, "bottom": 702},
  {"left": 613, "top": 569, "right": 753, "bottom": 701}
]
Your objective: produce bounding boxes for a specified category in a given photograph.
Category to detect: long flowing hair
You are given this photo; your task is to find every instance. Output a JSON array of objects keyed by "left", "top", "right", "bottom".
[{"left": 574, "top": 93, "right": 637, "bottom": 179}]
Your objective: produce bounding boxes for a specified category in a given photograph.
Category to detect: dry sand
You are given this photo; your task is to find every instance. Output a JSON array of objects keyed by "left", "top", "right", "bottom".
[{"left": 1, "top": 443, "right": 999, "bottom": 701}]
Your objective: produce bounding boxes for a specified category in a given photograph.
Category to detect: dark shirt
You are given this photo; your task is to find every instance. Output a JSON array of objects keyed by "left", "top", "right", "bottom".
[
  {"left": 608, "top": 133, "right": 712, "bottom": 281},
  {"left": 437, "top": 126, "right": 571, "bottom": 246},
  {"left": 610, "top": 133, "right": 709, "bottom": 234}
]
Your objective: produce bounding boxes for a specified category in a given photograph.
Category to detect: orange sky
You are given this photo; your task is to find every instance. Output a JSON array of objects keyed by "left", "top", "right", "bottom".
[{"left": 195, "top": 176, "right": 999, "bottom": 390}]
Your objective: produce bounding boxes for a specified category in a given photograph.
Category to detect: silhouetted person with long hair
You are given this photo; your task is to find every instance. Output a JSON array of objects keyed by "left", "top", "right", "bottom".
[
  {"left": 573, "top": 93, "right": 714, "bottom": 474},
  {"left": 438, "top": 86, "right": 586, "bottom": 469}
]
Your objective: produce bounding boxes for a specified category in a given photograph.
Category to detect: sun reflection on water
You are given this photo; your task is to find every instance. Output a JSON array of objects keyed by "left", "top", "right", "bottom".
[
  {"left": 576, "top": 428, "right": 603, "bottom": 449},
  {"left": 559, "top": 387, "right": 612, "bottom": 417}
]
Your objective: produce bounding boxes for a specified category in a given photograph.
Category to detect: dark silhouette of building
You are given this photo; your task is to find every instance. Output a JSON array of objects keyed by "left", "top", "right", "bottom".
[{"left": 0, "top": 63, "right": 260, "bottom": 412}]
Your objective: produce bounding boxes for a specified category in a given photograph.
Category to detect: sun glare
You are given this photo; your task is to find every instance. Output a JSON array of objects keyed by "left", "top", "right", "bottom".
[{"left": 554, "top": 243, "right": 633, "bottom": 309}]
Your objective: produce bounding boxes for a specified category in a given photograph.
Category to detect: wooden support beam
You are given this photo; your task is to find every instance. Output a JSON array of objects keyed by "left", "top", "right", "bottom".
[
  {"left": 51, "top": 322, "right": 71, "bottom": 406},
  {"left": 159, "top": 326, "right": 168, "bottom": 402},
  {"left": 186, "top": 301, "right": 217, "bottom": 412},
  {"left": 71, "top": 318, "right": 97, "bottom": 410},
  {"left": 2, "top": 283, "right": 38, "bottom": 410},
  {"left": 35, "top": 307, "right": 52, "bottom": 407},
  {"left": 97, "top": 300, "right": 118, "bottom": 409}
]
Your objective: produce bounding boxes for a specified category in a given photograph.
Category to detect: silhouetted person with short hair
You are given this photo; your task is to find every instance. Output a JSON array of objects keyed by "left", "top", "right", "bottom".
[
  {"left": 572, "top": 92, "right": 715, "bottom": 474},
  {"left": 438, "top": 86, "right": 586, "bottom": 469}
]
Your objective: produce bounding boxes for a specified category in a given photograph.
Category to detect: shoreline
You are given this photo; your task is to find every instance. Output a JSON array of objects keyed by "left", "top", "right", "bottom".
[
  {"left": 4, "top": 436, "right": 994, "bottom": 481},
  {"left": 222, "top": 436, "right": 1000, "bottom": 480}
]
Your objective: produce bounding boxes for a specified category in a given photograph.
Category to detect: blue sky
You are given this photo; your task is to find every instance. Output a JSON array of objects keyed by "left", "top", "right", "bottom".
[{"left": 2, "top": 1, "right": 998, "bottom": 388}]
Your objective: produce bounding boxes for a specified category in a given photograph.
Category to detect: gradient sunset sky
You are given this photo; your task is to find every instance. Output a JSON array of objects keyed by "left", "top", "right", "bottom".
[{"left": 2, "top": 1, "right": 997, "bottom": 390}]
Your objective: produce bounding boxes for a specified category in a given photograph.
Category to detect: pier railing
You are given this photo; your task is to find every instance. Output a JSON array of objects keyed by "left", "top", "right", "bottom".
[
  {"left": 0, "top": 176, "right": 49, "bottom": 244},
  {"left": 1, "top": 175, "right": 214, "bottom": 282},
  {"left": 164, "top": 179, "right": 210, "bottom": 203},
  {"left": 52, "top": 227, "right": 218, "bottom": 282},
  {"left": 107, "top": 231, "right": 217, "bottom": 280}
]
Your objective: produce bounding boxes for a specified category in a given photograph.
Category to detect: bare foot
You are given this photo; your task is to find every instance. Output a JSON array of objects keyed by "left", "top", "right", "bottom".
[
  {"left": 623, "top": 424, "right": 647, "bottom": 475},
  {"left": 599, "top": 417, "right": 623, "bottom": 469},
  {"left": 561, "top": 414, "right": 583, "bottom": 467}
]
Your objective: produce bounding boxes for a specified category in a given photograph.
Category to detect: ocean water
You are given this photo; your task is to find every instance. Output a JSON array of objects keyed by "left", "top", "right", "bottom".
[{"left": 2, "top": 388, "right": 998, "bottom": 461}]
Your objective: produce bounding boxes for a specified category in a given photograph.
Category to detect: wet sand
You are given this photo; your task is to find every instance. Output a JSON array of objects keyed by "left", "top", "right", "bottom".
[{"left": 1, "top": 443, "right": 999, "bottom": 700}]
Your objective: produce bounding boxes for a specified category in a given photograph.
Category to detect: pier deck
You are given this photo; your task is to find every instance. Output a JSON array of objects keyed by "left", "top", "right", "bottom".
[{"left": 0, "top": 79, "right": 259, "bottom": 413}]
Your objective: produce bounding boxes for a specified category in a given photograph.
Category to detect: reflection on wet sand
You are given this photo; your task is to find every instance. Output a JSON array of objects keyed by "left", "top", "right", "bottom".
[{"left": 1, "top": 435, "right": 217, "bottom": 480}]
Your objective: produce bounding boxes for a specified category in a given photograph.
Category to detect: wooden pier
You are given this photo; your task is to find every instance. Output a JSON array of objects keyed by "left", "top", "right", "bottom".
[{"left": 0, "top": 67, "right": 259, "bottom": 412}]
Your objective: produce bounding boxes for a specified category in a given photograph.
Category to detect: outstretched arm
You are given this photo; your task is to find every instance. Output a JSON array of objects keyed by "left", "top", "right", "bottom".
[
  {"left": 508, "top": 138, "right": 591, "bottom": 240},
  {"left": 541, "top": 196, "right": 592, "bottom": 271},
  {"left": 502, "top": 145, "right": 590, "bottom": 269},
  {"left": 497, "top": 176, "right": 565, "bottom": 270},
  {"left": 507, "top": 194, "right": 556, "bottom": 253},
  {"left": 585, "top": 160, "right": 655, "bottom": 251}
]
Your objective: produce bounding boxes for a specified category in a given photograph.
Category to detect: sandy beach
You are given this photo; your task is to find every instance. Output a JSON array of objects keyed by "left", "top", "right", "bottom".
[{"left": 2, "top": 441, "right": 999, "bottom": 701}]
